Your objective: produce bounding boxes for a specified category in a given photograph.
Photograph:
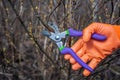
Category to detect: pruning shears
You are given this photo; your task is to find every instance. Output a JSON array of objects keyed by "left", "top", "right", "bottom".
[{"left": 42, "top": 22, "right": 106, "bottom": 72}]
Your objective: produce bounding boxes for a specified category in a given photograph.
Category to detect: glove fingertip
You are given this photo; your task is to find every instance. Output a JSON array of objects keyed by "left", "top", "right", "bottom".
[
  {"left": 83, "top": 69, "right": 91, "bottom": 76},
  {"left": 64, "top": 54, "right": 71, "bottom": 60},
  {"left": 70, "top": 58, "right": 76, "bottom": 64},
  {"left": 72, "top": 63, "right": 82, "bottom": 70},
  {"left": 72, "top": 65, "right": 79, "bottom": 70},
  {"left": 83, "top": 29, "right": 92, "bottom": 42}
]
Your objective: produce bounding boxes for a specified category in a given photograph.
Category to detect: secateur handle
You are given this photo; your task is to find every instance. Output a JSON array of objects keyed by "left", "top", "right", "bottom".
[
  {"left": 60, "top": 47, "right": 93, "bottom": 72},
  {"left": 68, "top": 28, "right": 107, "bottom": 40}
]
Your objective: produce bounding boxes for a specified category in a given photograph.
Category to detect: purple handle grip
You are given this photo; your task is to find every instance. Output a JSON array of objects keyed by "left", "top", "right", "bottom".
[
  {"left": 61, "top": 47, "right": 93, "bottom": 72},
  {"left": 68, "top": 28, "right": 106, "bottom": 40}
]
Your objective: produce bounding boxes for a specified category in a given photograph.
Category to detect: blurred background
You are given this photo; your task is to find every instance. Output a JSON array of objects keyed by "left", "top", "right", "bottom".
[{"left": 0, "top": 0, "right": 120, "bottom": 80}]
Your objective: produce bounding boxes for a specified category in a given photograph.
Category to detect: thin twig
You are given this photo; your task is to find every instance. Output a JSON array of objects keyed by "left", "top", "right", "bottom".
[
  {"left": 7, "top": 0, "right": 56, "bottom": 66},
  {"left": 110, "top": 0, "right": 119, "bottom": 24},
  {"left": 29, "top": 0, "right": 54, "bottom": 32},
  {"left": 86, "top": 0, "right": 109, "bottom": 25},
  {"left": 111, "top": 17, "right": 120, "bottom": 24},
  {"left": 0, "top": 72, "right": 13, "bottom": 77},
  {"left": 46, "top": 0, "right": 62, "bottom": 23}
]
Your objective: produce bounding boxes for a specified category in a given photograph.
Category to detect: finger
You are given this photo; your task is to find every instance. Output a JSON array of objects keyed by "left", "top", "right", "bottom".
[
  {"left": 76, "top": 44, "right": 87, "bottom": 57},
  {"left": 71, "top": 39, "right": 84, "bottom": 52},
  {"left": 64, "top": 54, "right": 72, "bottom": 60},
  {"left": 72, "top": 54, "right": 91, "bottom": 70},
  {"left": 83, "top": 26, "right": 93, "bottom": 42},
  {"left": 83, "top": 22, "right": 102, "bottom": 42},
  {"left": 65, "top": 39, "right": 84, "bottom": 61},
  {"left": 83, "top": 58, "right": 101, "bottom": 76},
  {"left": 70, "top": 44, "right": 86, "bottom": 64},
  {"left": 64, "top": 39, "right": 84, "bottom": 60}
]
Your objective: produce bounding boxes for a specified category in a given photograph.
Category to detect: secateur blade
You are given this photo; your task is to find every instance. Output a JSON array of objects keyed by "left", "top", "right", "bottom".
[
  {"left": 48, "top": 22, "right": 59, "bottom": 33},
  {"left": 41, "top": 30, "right": 51, "bottom": 37}
]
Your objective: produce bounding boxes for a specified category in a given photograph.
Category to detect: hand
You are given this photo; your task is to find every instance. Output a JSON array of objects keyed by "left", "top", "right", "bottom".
[{"left": 64, "top": 22, "right": 120, "bottom": 76}]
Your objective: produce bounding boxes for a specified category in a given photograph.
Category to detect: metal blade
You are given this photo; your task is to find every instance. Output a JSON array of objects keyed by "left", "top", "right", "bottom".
[
  {"left": 41, "top": 30, "right": 51, "bottom": 37},
  {"left": 48, "top": 22, "right": 59, "bottom": 33},
  {"left": 56, "top": 41, "right": 63, "bottom": 48},
  {"left": 58, "top": 31, "right": 66, "bottom": 38}
]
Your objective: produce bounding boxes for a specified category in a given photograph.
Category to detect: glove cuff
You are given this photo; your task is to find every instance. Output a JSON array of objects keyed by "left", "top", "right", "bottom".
[{"left": 113, "top": 25, "right": 120, "bottom": 39}]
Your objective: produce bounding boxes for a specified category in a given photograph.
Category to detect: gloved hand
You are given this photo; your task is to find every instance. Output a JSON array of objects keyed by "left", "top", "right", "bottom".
[{"left": 64, "top": 22, "right": 120, "bottom": 76}]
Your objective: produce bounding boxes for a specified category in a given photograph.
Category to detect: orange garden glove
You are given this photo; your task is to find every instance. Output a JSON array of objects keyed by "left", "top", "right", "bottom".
[{"left": 64, "top": 22, "right": 120, "bottom": 76}]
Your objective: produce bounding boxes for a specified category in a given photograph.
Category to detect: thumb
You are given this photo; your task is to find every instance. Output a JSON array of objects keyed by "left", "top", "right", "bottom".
[
  {"left": 83, "top": 27, "right": 93, "bottom": 42},
  {"left": 82, "top": 22, "right": 99, "bottom": 42}
]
